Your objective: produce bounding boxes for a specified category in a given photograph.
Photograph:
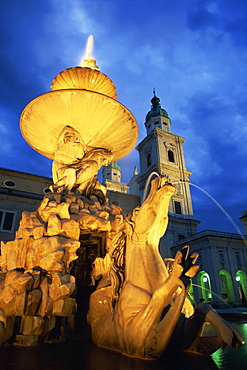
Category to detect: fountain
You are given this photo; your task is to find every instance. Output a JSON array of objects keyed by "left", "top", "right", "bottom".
[{"left": 0, "top": 36, "right": 244, "bottom": 358}]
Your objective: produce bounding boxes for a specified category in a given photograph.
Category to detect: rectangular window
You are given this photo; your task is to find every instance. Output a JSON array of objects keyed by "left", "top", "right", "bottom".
[
  {"left": 218, "top": 249, "right": 225, "bottom": 263},
  {"left": 0, "top": 210, "right": 16, "bottom": 232},
  {"left": 235, "top": 251, "right": 241, "bottom": 264},
  {"left": 174, "top": 201, "right": 182, "bottom": 214}
]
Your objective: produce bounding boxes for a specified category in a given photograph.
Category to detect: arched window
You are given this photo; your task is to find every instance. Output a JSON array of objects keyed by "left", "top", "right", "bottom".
[
  {"left": 236, "top": 270, "right": 247, "bottom": 304},
  {"left": 219, "top": 270, "right": 235, "bottom": 302},
  {"left": 168, "top": 150, "right": 175, "bottom": 162},
  {"left": 147, "top": 153, "right": 151, "bottom": 167},
  {"left": 197, "top": 271, "right": 212, "bottom": 302}
]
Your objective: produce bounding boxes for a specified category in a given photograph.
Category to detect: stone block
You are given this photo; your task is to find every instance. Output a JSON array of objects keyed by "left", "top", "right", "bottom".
[
  {"left": 37, "top": 197, "right": 50, "bottom": 214},
  {"left": 31, "top": 270, "right": 42, "bottom": 289},
  {"left": 39, "top": 248, "right": 64, "bottom": 272},
  {"left": 62, "top": 240, "right": 80, "bottom": 267},
  {"left": 15, "top": 291, "right": 26, "bottom": 316},
  {"left": 6, "top": 241, "right": 18, "bottom": 271},
  {"left": 20, "top": 316, "right": 44, "bottom": 335},
  {"left": 52, "top": 298, "right": 76, "bottom": 316},
  {"left": 0, "top": 314, "right": 15, "bottom": 346},
  {"left": 95, "top": 211, "right": 110, "bottom": 220},
  {"left": 57, "top": 203, "right": 70, "bottom": 219},
  {"left": 15, "top": 334, "right": 40, "bottom": 346},
  {"left": 61, "top": 218, "right": 80, "bottom": 240},
  {"left": 5, "top": 269, "right": 23, "bottom": 285},
  {"left": 0, "top": 273, "right": 6, "bottom": 291},
  {"left": 0, "top": 292, "right": 16, "bottom": 316},
  {"left": 38, "top": 236, "right": 64, "bottom": 258},
  {"left": 47, "top": 214, "right": 61, "bottom": 236},
  {"left": 33, "top": 225, "right": 46, "bottom": 240},
  {"left": 0, "top": 242, "right": 7, "bottom": 272},
  {"left": 26, "top": 248, "right": 38, "bottom": 270},
  {"left": 69, "top": 202, "right": 80, "bottom": 214},
  {"left": 36, "top": 278, "right": 50, "bottom": 317},
  {"left": 10, "top": 271, "right": 34, "bottom": 294},
  {"left": 39, "top": 201, "right": 58, "bottom": 222},
  {"left": 78, "top": 213, "right": 100, "bottom": 230},
  {"left": 49, "top": 284, "right": 71, "bottom": 301},
  {"left": 89, "top": 205, "right": 99, "bottom": 214},
  {"left": 44, "top": 192, "right": 61, "bottom": 203},
  {"left": 25, "top": 289, "right": 42, "bottom": 315},
  {"left": 42, "top": 315, "right": 56, "bottom": 335},
  {"left": 76, "top": 197, "right": 85, "bottom": 209},
  {"left": 63, "top": 194, "right": 77, "bottom": 204},
  {"left": 0, "top": 285, "right": 17, "bottom": 305},
  {"left": 49, "top": 273, "right": 75, "bottom": 301}
]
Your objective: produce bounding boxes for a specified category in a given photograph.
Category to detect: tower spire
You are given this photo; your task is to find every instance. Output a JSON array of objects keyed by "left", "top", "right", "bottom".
[{"left": 144, "top": 91, "right": 170, "bottom": 134}]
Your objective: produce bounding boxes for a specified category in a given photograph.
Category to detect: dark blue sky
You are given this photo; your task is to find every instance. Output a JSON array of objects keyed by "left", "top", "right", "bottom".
[{"left": 0, "top": 0, "right": 246, "bottom": 234}]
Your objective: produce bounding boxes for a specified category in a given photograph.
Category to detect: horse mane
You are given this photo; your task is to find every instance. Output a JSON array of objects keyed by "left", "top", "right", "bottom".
[{"left": 110, "top": 236, "right": 126, "bottom": 310}]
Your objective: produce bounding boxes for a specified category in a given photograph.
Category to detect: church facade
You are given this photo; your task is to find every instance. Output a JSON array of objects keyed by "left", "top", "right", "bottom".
[{"left": 0, "top": 93, "right": 246, "bottom": 307}]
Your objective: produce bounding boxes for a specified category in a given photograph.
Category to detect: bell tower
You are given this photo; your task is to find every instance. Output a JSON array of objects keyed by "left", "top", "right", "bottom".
[{"left": 135, "top": 92, "right": 200, "bottom": 256}]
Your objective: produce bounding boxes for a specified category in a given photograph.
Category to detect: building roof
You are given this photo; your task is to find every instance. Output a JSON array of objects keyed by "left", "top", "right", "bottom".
[{"left": 104, "top": 161, "right": 121, "bottom": 171}]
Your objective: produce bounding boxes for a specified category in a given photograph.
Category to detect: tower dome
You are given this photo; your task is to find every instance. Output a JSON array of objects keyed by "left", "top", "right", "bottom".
[
  {"left": 144, "top": 91, "right": 171, "bottom": 134},
  {"left": 145, "top": 91, "right": 168, "bottom": 122},
  {"left": 104, "top": 162, "right": 121, "bottom": 172}
]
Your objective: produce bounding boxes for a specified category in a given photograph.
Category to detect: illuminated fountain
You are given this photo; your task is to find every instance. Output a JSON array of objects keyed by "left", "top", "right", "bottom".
[{"left": 0, "top": 36, "right": 244, "bottom": 357}]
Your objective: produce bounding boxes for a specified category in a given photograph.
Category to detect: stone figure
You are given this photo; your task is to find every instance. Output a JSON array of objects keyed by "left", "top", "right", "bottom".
[
  {"left": 88, "top": 177, "right": 244, "bottom": 359},
  {"left": 52, "top": 126, "right": 113, "bottom": 200}
]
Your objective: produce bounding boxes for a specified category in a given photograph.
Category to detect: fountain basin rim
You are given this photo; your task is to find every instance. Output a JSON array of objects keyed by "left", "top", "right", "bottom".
[{"left": 20, "top": 88, "right": 138, "bottom": 161}]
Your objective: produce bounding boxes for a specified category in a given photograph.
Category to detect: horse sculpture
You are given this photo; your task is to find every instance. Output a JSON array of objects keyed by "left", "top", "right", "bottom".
[{"left": 88, "top": 176, "right": 244, "bottom": 359}]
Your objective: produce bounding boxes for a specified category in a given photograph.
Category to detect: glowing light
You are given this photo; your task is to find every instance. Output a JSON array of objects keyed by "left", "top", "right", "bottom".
[
  {"left": 203, "top": 277, "right": 208, "bottom": 283},
  {"left": 236, "top": 276, "right": 241, "bottom": 282}
]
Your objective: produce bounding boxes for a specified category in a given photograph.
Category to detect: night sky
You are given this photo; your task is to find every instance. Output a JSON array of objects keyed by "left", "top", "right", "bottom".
[{"left": 0, "top": 0, "right": 246, "bottom": 234}]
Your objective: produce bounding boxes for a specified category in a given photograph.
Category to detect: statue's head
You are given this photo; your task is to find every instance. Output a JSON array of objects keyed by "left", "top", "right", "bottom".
[{"left": 57, "top": 125, "right": 86, "bottom": 149}]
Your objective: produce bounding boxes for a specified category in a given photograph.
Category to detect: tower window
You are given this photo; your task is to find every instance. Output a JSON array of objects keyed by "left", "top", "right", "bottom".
[
  {"left": 147, "top": 153, "right": 151, "bottom": 167},
  {"left": 163, "top": 122, "right": 167, "bottom": 125},
  {"left": 154, "top": 121, "right": 159, "bottom": 125},
  {"left": 174, "top": 201, "right": 182, "bottom": 214},
  {"left": 168, "top": 150, "right": 175, "bottom": 162}
]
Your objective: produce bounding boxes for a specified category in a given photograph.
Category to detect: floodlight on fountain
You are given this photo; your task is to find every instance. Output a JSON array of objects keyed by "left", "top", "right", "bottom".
[{"left": 20, "top": 35, "right": 138, "bottom": 162}]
